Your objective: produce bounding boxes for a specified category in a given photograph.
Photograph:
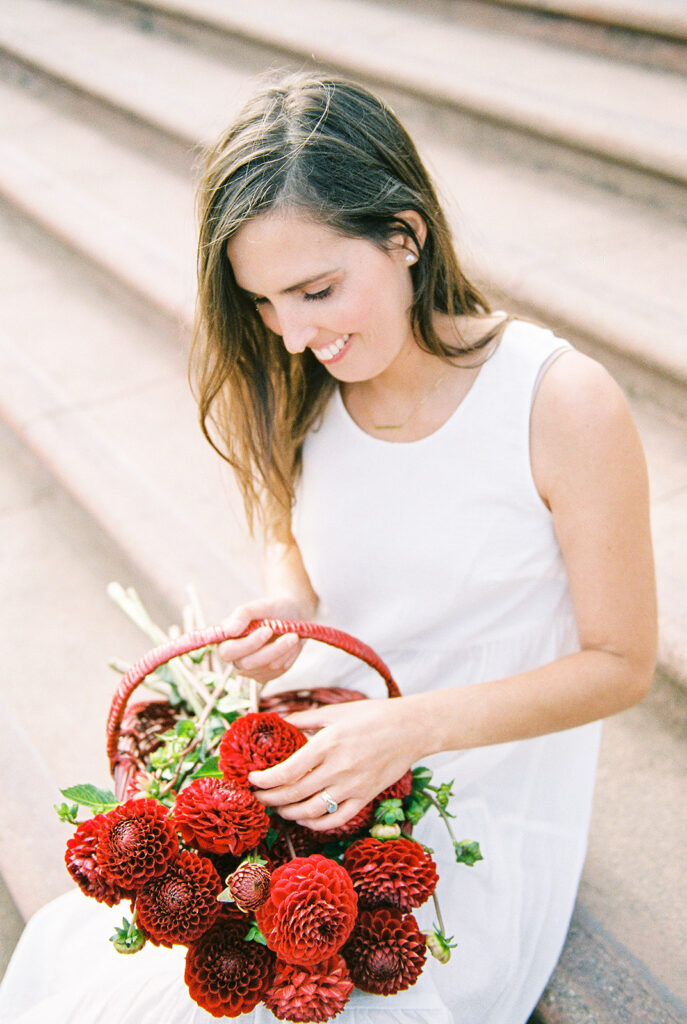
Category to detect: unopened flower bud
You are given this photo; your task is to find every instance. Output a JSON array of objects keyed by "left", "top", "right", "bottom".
[
  {"left": 223, "top": 862, "right": 271, "bottom": 913},
  {"left": 424, "top": 930, "right": 453, "bottom": 964},
  {"left": 370, "top": 823, "right": 402, "bottom": 840}
]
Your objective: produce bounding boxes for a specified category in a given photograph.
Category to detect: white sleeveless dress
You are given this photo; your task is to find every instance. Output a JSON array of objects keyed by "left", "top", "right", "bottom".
[{"left": 0, "top": 319, "right": 601, "bottom": 1024}]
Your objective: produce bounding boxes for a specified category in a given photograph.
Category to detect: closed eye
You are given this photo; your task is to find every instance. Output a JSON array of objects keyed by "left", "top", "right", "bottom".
[{"left": 303, "top": 285, "right": 332, "bottom": 302}]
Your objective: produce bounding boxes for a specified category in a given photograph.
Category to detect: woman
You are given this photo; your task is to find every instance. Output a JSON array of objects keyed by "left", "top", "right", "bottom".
[
  {"left": 0, "top": 71, "right": 656, "bottom": 1023},
  {"left": 191, "top": 71, "right": 657, "bottom": 1022}
]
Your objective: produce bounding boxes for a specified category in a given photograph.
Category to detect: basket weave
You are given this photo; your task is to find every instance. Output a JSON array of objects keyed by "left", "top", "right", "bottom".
[{"left": 107, "top": 619, "right": 401, "bottom": 800}]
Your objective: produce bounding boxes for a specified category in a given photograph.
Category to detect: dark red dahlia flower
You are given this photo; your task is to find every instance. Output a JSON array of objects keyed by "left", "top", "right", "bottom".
[
  {"left": 173, "top": 777, "right": 269, "bottom": 856},
  {"left": 225, "top": 862, "right": 271, "bottom": 913},
  {"left": 96, "top": 798, "right": 178, "bottom": 889},
  {"left": 267, "top": 822, "right": 320, "bottom": 866},
  {"left": 377, "top": 770, "right": 413, "bottom": 802},
  {"left": 315, "top": 801, "right": 376, "bottom": 842},
  {"left": 264, "top": 954, "right": 354, "bottom": 1022},
  {"left": 256, "top": 855, "right": 357, "bottom": 966},
  {"left": 343, "top": 837, "right": 438, "bottom": 912},
  {"left": 64, "top": 816, "right": 125, "bottom": 906},
  {"left": 343, "top": 907, "right": 427, "bottom": 995},
  {"left": 185, "top": 917, "right": 274, "bottom": 1018},
  {"left": 136, "top": 849, "right": 222, "bottom": 946},
  {"left": 218, "top": 712, "right": 306, "bottom": 784}
]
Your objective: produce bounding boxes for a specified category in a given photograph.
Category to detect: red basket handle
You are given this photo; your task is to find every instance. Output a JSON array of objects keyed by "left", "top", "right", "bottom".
[{"left": 106, "top": 619, "right": 400, "bottom": 770}]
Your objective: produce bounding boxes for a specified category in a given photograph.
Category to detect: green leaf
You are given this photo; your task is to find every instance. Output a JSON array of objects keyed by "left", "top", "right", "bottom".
[
  {"left": 411, "top": 766, "right": 433, "bottom": 789},
  {"left": 190, "top": 756, "right": 222, "bottom": 780},
  {"left": 175, "top": 719, "right": 196, "bottom": 739},
  {"left": 110, "top": 916, "right": 146, "bottom": 954},
  {"left": 61, "top": 785, "right": 118, "bottom": 812},
  {"left": 454, "top": 840, "right": 483, "bottom": 867},
  {"left": 244, "top": 923, "right": 267, "bottom": 945},
  {"left": 265, "top": 828, "right": 279, "bottom": 850},
  {"left": 404, "top": 792, "right": 431, "bottom": 825},
  {"left": 374, "top": 798, "right": 405, "bottom": 825},
  {"left": 432, "top": 781, "right": 455, "bottom": 810},
  {"left": 54, "top": 802, "right": 79, "bottom": 824}
]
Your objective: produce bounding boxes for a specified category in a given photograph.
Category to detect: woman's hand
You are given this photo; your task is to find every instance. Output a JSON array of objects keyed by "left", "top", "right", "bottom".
[
  {"left": 248, "top": 696, "right": 426, "bottom": 831},
  {"left": 217, "top": 596, "right": 308, "bottom": 684}
]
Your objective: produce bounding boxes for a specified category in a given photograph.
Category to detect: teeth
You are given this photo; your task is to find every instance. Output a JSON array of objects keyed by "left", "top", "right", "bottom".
[{"left": 314, "top": 334, "right": 350, "bottom": 362}]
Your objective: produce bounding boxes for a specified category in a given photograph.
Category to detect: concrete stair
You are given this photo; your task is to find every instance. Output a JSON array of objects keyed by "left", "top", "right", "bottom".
[{"left": 0, "top": 1, "right": 685, "bottom": 1020}]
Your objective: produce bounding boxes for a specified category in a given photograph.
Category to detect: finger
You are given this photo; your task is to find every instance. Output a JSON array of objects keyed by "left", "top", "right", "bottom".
[
  {"left": 235, "top": 633, "right": 300, "bottom": 673},
  {"left": 292, "top": 798, "right": 365, "bottom": 830},
  {"left": 250, "top": 765, "right": 332, "bottom": 808},
  {"left": 248, "top": 742, "right": 322, "bottom": 792},
  {"left": 218, "top": 625, "right": 273, "bottom": 663},
  {"left": 282, "top": 705, "right": 339, "bottom": 730}
]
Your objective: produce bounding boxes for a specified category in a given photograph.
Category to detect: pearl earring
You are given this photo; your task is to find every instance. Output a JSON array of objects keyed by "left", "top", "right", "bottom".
[{"left": 406, "top": 253, "right": 416, "bottom": 265}]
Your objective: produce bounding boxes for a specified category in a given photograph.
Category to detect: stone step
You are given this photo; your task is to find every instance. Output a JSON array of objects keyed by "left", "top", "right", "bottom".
[
  {"left": 415, "top": 0, "right": 687, "bottom": 74},
  {"left": 82, "top": 0, "right": 687, "bottom": 200},
  {"left": 0, "top": 9, "right": 685, "bottom": 698},
  {"left": 1, "top": 0, "right": 686, "bottom": 416}
]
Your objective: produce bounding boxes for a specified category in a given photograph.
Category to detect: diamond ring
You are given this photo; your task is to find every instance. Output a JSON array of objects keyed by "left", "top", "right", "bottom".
[{"left": 319, "top": 789, "right": 338, "bottom": 814}]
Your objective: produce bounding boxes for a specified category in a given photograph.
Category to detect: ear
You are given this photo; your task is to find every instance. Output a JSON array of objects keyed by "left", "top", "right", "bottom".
[{"left": 392, "top": 209, "right": 427, "bottom": 263}]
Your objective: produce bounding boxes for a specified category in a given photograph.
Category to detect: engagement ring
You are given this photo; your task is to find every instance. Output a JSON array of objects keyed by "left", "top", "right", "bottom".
[{"left": 319, "top": 789, "right": 338, "bottom": 814}]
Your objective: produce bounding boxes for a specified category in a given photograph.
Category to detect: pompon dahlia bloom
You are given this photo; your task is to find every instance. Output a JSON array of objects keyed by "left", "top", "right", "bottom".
[
  {"left": 64, "top": 816, "right": 125, "bottom": 906},
  {"left": 343, "top": 908, "right": 427, "bottom": 995},
  {"left": 256, "top": 855, "right": 358, "bottom": 966},
  {"left": 315, "top": 801, "right": 376, "bottom": 842},
  {"left": 225, "top": 862, "right": 271, "bottom": 913},
  {"left": 264, "top": 954, "right": 354, "bottom": 1022},
  {"left": 343, "top": 837, "right": 438, "bottom": 912},
  {"left": 267, "top": 822, "right": 320, "bottom": 866},
  {"left": 136, "top": 849, "right": 222, "bottom": 946},
  {"left": 185, "top": 916, "right": 274, "bottom": 1018},
  {"left": 378, "top": 770, "right": 413, "bottom": 802},
  {"left": 97, "top": 798, "right": 178, "bottom": 889},
  {"left": 218, "top": 712, "right": 306, "bottom": 784},
  {"left": 315, "top": 771, "right": 413, "bottom": 842},
  {"left": 172, "top": 777, "right": 269, "bottom": 856}
]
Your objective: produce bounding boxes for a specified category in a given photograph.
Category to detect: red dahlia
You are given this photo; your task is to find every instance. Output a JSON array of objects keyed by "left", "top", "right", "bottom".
[
  {"left": 97, "top": 798, "right": 178, "bottom": 889},
  {"left": 343, "top": 837, "right": 438, "bottom": 912},
  {"left": 136, "top": 849, "right": 222, "bottom": 946},
  {"left": 264, "top": 954, "right": 354, "bottom": 1022},
  {"left": 173, "top": 777, "right": 269, "bottom": 856},
  {"left": 378, "top": 770, "right": 413, "bottom": 801},
  {"left": 64, "top": 816, "right": 125, "bottom": 906},
  {"left": 256, "top": 855, "right": 358, "bottom": 966},
  {"left": 225, "top": 862, "right": 271, "bottom": 913},
  {"left": 315, "top": 771, "right": 413, "bottom": 842},
  {"left": 343, "top": 908, "right": 427, "bottom": 995},
  {"left": 185, "top": 917, "right": 274, "bottom": 1018},
  {"left": 218, "top": 713, "right": 306, "bottom": 784},
  {"left": 315, "top": 801, "right": 376, "bottom": 842},
  {"left": 267, "top": 822, "right": 320, "bottom": 866}
]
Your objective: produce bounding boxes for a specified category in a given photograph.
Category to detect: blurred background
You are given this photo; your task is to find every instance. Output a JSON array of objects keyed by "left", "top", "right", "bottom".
[{"left": 0, "top": 1, "right": 686, "bottom": 1020}]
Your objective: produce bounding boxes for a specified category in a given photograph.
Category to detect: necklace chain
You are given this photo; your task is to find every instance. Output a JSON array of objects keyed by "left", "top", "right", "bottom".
[{"left": 372, "top": 370, "right": 448, "bottom": 431}]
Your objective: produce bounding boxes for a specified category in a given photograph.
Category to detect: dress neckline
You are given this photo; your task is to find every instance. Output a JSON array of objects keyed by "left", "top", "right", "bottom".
[{"left": 334, "top": 317, "right": 512, "bottom": 448}]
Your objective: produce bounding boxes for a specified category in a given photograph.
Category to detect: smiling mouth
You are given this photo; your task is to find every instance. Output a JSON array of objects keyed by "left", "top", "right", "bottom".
[{"left": 312, "top": 334, "right": 350, "bottom": 363}]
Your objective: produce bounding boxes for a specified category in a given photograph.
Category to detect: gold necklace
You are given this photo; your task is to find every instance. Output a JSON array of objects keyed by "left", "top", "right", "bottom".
[{"left": 373, "top": 369, "right": 448, "bottom": 431}]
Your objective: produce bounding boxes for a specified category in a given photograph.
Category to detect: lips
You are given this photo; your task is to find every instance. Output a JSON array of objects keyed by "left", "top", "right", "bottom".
[{"left": 312, "top": 334, "right": 350, "bottom": 363}]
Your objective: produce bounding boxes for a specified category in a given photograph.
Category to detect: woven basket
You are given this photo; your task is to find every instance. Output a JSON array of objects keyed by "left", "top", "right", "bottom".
[{"left": 107, "top": 619, "right": 401, "bottom": 801}]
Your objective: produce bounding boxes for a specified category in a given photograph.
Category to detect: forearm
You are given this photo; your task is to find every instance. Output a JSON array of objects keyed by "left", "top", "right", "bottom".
[
  {"left": 262, "top": 536, "right": 319, "bottom": 619},
  {"left": 402, "top": 647, "right": 654, "bottom": 760}
]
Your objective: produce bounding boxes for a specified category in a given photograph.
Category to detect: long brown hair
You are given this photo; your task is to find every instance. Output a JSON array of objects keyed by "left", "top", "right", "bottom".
[{"left": 191, "top": 71, "right": 494, "bottom": 537}]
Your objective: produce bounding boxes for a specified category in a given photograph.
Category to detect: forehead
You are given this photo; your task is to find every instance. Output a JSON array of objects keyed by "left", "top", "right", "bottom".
[{"left": 226, "top": 210, "right": 368, "bottom": 293}]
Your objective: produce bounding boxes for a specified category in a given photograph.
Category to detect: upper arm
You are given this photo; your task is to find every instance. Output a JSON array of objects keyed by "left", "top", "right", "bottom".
[{"left": 531, "top": 350, "right": 657, "bottom": 694}]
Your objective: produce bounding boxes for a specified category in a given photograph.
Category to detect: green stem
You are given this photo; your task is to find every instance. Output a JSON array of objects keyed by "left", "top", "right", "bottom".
[
  {"left": 432, "top": 892, "right": 446, "bottom": 936},
  {"left": 422, "top": 789, "right": 459, "bottom": 846}
]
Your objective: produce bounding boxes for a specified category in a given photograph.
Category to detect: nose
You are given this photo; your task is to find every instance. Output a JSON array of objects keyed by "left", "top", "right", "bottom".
[{"left": 276, "top": 309, "right": 319, "bottom": 355}]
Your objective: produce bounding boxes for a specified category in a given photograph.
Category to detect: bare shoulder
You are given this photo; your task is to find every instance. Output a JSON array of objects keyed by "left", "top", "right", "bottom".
[{"left": 530, "top": 349, "right": 645, "bottom": 509}]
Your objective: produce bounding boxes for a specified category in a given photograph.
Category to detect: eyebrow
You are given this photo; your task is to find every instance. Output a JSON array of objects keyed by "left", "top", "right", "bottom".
[{"left": 241, "top": 268, "right": 340, "bottom": 300}]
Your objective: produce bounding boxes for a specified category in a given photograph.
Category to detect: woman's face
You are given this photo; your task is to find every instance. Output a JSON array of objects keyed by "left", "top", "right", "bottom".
[{"left": 226, "top": 209, "right": 421, "bottom": 383}]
